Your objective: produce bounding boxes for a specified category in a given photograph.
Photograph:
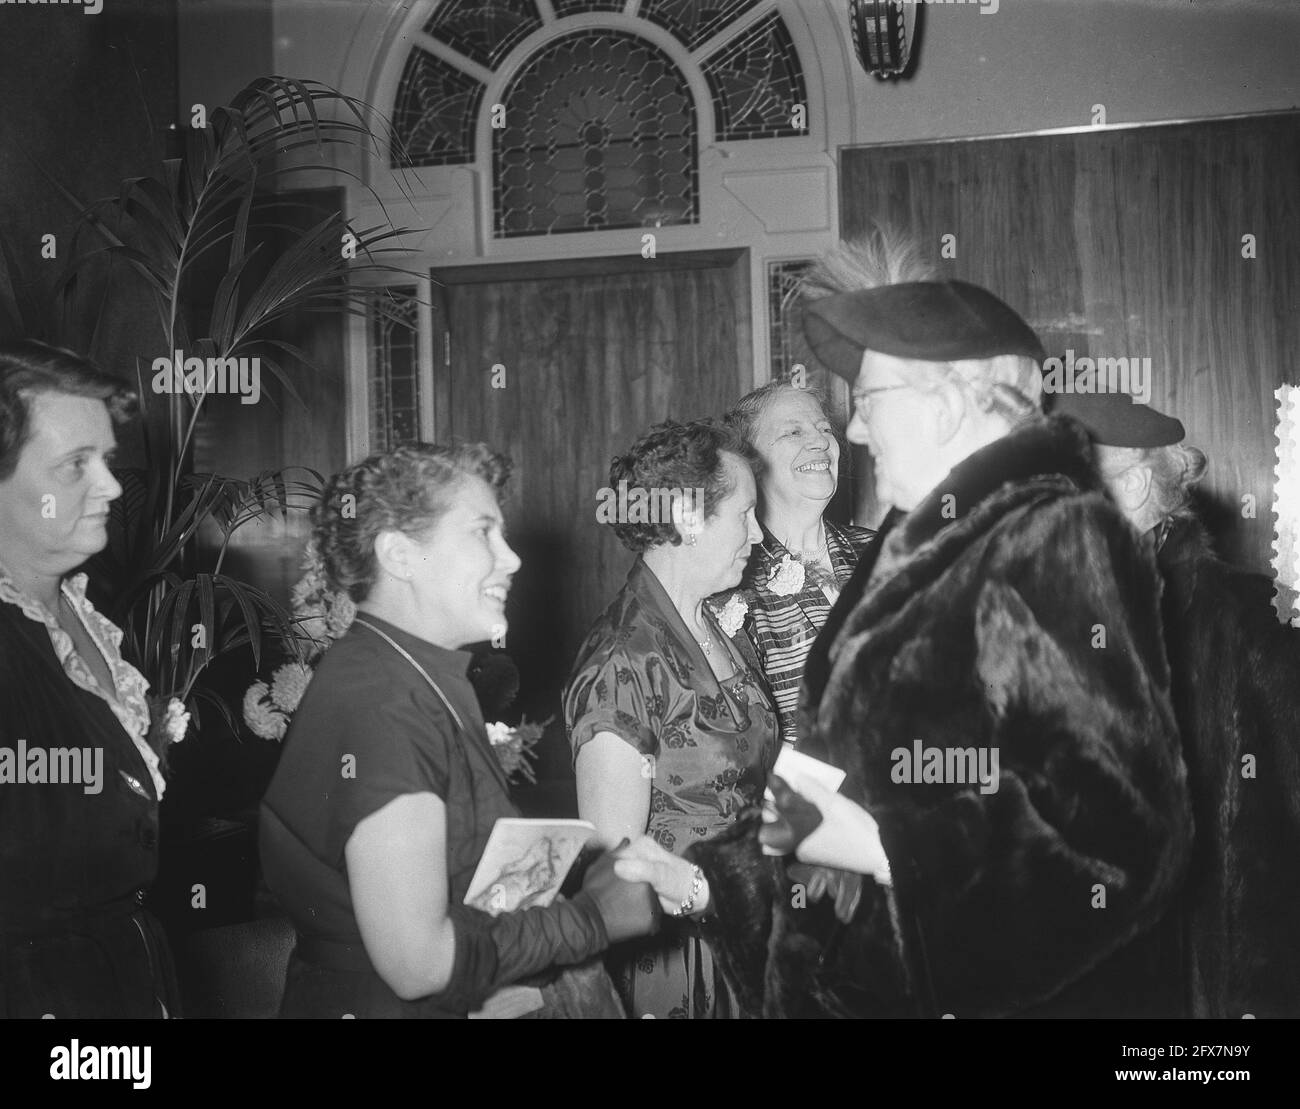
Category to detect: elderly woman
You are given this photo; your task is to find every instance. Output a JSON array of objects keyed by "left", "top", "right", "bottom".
[
  {"left": 260, "top": 442, "right": 657, "bottom": 1019},
  {"left": 564, "top": 419, "right": 778, "bottom": 1018},
  {"left": 0, "top": 340, "right": 177, "bottom": 1018},
  {"left": 724, "top": 382, "right": 874, "bottom": 747},
  {"left": 1055, "top": 390, "right": 1300, "bottom": 1019},
  {"left": 625, "top": 282, "right": 1193, "bottom": 1018}
]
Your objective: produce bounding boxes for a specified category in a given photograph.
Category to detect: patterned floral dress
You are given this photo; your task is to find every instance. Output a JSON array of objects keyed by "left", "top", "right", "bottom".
[{"left": 564, "top": 558, "right": 779, "bottom": 1018}]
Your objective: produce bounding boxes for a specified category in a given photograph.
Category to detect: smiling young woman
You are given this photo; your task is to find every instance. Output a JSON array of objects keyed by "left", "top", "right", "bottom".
[{"left": 260, "top": 442, "right": 658, "bottom": 1018}]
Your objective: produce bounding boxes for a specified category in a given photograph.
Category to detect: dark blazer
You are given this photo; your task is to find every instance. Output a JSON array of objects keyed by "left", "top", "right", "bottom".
[
  {"left": 0, "top": 596, "right": 173, "bottom": 1017},
  {"left": 692, "top": 415, "right": 1193, "bottom": 1018}
]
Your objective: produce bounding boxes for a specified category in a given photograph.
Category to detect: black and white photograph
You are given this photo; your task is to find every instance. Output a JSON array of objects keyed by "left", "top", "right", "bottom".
[{"left": 1, "top": 0, "right": 1298, "bottom": 1085}]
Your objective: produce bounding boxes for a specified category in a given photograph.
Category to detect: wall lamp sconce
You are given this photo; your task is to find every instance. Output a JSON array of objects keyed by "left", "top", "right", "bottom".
[{"left": 850, "top": 0, "right": 919, "bottom": 79}]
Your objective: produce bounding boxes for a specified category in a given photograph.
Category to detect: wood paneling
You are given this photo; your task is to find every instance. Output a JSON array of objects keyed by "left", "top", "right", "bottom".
[
  {"left": 432, "top": 250, "right": 751, "bottom": 770},
  {"left": 840, "top": 112, "right": 1300, "bottom": 571}
]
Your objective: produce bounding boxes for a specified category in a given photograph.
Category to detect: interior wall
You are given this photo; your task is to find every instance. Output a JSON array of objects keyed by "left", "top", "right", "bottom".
[
  {"left": 840, "top": 112, "right": 1300, "bottom": 575},
  {"left": 840, "top": 0, "right": 1300, "bottom": 143},
  {"left": 0, "top": 0, "right": 179, "bottom": 467}
]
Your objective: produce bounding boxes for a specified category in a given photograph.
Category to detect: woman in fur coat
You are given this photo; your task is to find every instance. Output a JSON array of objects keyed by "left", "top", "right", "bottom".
[
  {"left": 1056, "top": 390, "right": 1300, "bottom": 1019},
  {"left": 616, "top": 281, "right": 1193, "bottom": 1018}
]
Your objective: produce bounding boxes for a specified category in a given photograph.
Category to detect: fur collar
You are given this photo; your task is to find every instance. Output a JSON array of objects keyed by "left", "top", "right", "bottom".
[
  {"left": 800, "top": 414, "right": 1105, "bottom": 723},
  {"left": 887, "top": 414, "right": 1103, "bottom": 557}
]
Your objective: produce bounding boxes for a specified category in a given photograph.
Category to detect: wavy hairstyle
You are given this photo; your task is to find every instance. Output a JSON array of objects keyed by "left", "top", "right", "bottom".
[
  {"left": 606, "top": 419, "right": 758, "bottom": 553},
  {"left": 313, "top": 441, "right": 511, "bottom": 601},
  {"left": 0, "top": 340, "right": 136, "bottom": 480}
]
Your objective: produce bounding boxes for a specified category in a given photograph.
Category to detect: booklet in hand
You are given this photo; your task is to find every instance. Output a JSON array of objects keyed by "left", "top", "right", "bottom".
[
  {"left": 464, "top": 818, "right": 598, "bottom": 916},
  {"left": 764, "top": 749, "right": 847, "bottom": 856},
  {"left": 772, "top": 747, "right": 847, "bottom": 795}
]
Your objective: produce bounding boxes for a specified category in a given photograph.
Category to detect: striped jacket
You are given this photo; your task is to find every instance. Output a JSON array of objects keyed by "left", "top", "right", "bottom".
[{"left": 728, "top": 520, "right": 875, "bottom": 747}]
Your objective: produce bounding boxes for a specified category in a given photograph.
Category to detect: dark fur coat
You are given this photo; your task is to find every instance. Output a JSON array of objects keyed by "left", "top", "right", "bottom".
[
  {"left": 691, "top": 416, "right": 1193, "bottom": 1018},
  {"left": 1158, "top": 517, "right": 1300, "bottom": 1018}
]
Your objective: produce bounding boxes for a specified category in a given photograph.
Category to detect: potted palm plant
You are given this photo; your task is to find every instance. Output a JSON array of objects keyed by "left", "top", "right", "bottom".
[
  {"left": 9, "top": 76, "right": 411, "bottom": 744},
  {"left": 0, "top": 76, "right": 415, "bottom": 933}
]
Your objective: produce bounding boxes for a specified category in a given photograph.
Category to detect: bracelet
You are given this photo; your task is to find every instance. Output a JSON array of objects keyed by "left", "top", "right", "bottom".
[{"left": 672, "top": 864, "right": 705, "bottom": 918}]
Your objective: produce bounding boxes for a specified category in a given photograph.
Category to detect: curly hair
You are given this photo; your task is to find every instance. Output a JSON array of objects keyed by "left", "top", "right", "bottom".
[
  {"left": 0, "top": 340, "right": 137, "bottom": 480},
  {"left": 606, "top": 419, "right": 758, "bottom": 553},
  {"left": 313, "top": 441, "right": 511, "bottom": 601}
]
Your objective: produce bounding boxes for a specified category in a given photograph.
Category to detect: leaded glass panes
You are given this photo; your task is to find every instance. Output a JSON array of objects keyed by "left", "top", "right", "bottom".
[
  {"left": 391, "top": 48, "right": 486, "bottom": 167},
  {"left": 552, "top": 0, "right": 626, "bottom": 15},
  {"left": 368, "top": 287, "right": 421, "bottom": 451},
  {"left": 639, "top": 0, "right": 760, "bottom": 51},
  {"left": 422, "top": 0, "right": 544, "bottom": 70},
  {"left": 702, "top": 12, "right": 807, "bottom": 140},
  {"left": 767, "top": 259, "right": 812, "bottom": 382},
  {"left": 493, "top": 30, "right": 697, "bottom": 237}
]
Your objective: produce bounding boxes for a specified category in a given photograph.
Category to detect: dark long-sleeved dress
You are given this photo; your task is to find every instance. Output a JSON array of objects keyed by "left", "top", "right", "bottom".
[
  {"left": 0, "top": 570, "right": 177, "bottom": 1018},
  {"left": 260, "top": 612, "right": 519, "bottom": 1018}
]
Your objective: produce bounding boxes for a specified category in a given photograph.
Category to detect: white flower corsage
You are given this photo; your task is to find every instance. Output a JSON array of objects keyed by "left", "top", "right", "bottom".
[
  {"left": 485, "top": 721, "right": 514, "bottom": 747},
  {"left": 485, "top": 719, "right": 544, "bottom": 784},
  {"left": 712, "top": 593, "right": 749, "bottom": 637},
  {"left": 768, "top": 554, "right": 806, "bottom": 597}
]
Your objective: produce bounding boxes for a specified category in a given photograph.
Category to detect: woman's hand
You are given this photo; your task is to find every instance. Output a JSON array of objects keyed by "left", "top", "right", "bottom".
[
  {"left": 760, "top": 775, "right": 892, "bottom": 884},
  {"left": 613, "top": 836, "right": 711, "bottom": 917},
  {"left": 577, "top": 841, "right": 662, "bottom": 942}
]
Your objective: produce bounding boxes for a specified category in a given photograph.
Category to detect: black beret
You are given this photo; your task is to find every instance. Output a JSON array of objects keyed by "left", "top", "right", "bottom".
[
  {"left": 802, "top": 280, "right": 1046, "bottom": 381},
  {"left": 1048, "top": 391, "right": 1185, "bottom": 448}
]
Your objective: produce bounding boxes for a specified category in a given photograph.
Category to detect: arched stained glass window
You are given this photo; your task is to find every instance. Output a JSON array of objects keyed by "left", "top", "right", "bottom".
[
  {"left": 422, "top": 0, "right": 544, "bottom": 71},
  {"left": 391, "top": 48, "right": 485, "bottom": 167},
  {"left": 389, "top": 2, "right": 809, "bottom": 205},
  {"left": 493, "top": 30, "right": 697, "bottom": 238},
  {"left": 702, "top": 11, "right": 807, "bottom": 140},
  {"left": 640, "top": 0, "right": 761, "bottom": 51}
]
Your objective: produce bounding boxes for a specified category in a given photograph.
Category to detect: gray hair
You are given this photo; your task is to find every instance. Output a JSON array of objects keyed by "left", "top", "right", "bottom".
[
  {"left": 1099, "top": 442, "right": 1208, "bottom": 523},
  {"left": 725, "top": 380, "right": 833, "bottom": 448}
]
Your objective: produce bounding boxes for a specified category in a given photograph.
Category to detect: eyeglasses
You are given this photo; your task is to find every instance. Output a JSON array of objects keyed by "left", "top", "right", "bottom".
[{"left": 851, "top": 383, "right": 912, "bottom": 417}]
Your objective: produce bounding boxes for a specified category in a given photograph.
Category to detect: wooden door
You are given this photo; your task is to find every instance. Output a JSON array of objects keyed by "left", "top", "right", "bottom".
[{"left": 430, "top": 249, "right": 751, "bottom": 779}]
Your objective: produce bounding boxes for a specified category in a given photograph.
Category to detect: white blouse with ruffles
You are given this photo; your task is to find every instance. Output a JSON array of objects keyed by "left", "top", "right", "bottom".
[{"left": 0, "top": 565, "right": 165, "bottom": 800}]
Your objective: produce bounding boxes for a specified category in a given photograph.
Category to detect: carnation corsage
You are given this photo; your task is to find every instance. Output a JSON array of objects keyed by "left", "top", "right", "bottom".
[{"left": 767, "top": 554, "right": 806, "bottom": 597}]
